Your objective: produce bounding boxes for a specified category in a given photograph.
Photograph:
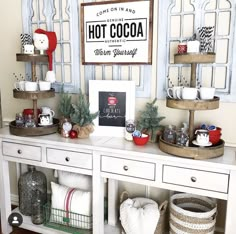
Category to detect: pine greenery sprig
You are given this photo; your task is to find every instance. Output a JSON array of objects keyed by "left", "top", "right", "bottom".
[
  {"left": 70, "top": 90, "right": 98, "bottom": 127},
  {"left": 58, "top": 85, "right": 74, "bottom": 118},
  {"left": 136, "top": 98, "right": 165, "bottom": 142}
]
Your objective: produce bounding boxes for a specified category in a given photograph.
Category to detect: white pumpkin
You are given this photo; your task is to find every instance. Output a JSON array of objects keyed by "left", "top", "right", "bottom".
[{"left": 120, "top": 197, "right": 160, "bottom": 234}]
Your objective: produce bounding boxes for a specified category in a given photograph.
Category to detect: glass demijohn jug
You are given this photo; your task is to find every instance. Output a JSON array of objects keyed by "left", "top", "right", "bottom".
[{"left": 18, "top": 165, "right": 47, "bottom": 216}]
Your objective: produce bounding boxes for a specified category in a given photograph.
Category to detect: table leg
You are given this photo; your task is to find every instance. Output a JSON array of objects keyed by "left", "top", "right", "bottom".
[
  {"left": 108, "top": 179, "right": 119, "bottom": 226},
  {"left": 225, "top": 170, "right": 236, "bottom": 234},
  {"left": 0, "top": 159, "right": 12, "bottom": 234}
]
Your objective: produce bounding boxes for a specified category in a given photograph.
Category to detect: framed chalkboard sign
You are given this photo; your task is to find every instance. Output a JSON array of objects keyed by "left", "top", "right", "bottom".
[
  {"left": 89, "top": 80, "right": 135, "bottom": 137},
  {"left": 81, "top": 0, "right": 153, "bottom": 64}
]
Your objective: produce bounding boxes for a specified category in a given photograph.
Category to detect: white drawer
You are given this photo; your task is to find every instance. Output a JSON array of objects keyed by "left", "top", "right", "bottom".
[
  {"left": 2, "top": 141, "right": 41, "bottom": 161},
  {"left": 101, "top": 155, "right": 156, "bottom": 181},
  {"left": 46, "top": 148, "right": 92, "bottom": 170},
  {"left": 163, "top": 165, "right": 229, "bottom": 193}
]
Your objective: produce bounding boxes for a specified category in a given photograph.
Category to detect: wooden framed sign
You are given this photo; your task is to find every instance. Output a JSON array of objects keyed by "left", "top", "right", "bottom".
[{"left": 81, "top": 0, "right": 153, "bottom": 64}]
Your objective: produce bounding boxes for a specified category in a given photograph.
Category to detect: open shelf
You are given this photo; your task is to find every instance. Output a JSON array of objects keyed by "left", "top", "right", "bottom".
[
  {"left": 174, "top": 52, "right": 216, "bottom": 64},
  {"left": 13, "top": 88, "right": 55, "bottom": 100},
  {"left": 11, "top": 207, "right": 120, "bottom": 234},
  {"left": 9, "top": 118, "right": 59, "bottom": 136},
  {"left": 166, "top": 96, "right": 219, "bottom": 110},
  {"left": 16, "top": 53, "right": 48, "bottom": 63},
  {"left": 159, "top": 137, "right": 224, "bottom": 160}
]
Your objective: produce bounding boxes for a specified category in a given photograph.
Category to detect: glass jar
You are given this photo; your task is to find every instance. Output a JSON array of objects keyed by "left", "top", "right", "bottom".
[
  {"left": 31, "top": 190, "right": 44, "bottom": 225},
  {"left": 24, "top": 114, "right": 36, "bottom": 128},
  {"left": 18, "top": 165, "right": 47, "bottom": 216},
  {"left": 163, "top": 125, "right": 176, "bottom": 144},
  {"left": 176, "top": 128, "right": 189, "bottom": 146},
  {"left": 125, "top": 119, "right": 136, "bottom": 141},
  {"left": 15, "top": 113, "right": 24, "bottom": 127}
]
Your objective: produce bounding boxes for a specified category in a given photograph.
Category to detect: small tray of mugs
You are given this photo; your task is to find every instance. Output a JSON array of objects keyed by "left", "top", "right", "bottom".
[
  {"left": 159, "top": 124, "right": 224, "bottom": 160},
  {"left": 9, "top": 106, "right": 59, "bottom": 136}
]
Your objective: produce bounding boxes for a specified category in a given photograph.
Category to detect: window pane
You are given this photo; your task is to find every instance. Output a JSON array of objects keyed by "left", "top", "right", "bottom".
[
  {"left": 215, "top": 67, "right": 227, "bottom": 88},
  {"left": 64, "top": 65, "right": 71, "bottom": 83},
  {"left": 55, "top": 46, "right": 61, "bottom": 63},
  {"left": 55, "top": 65, "right": 62, "bottom": 82},
  {"left": 183, "top": 14, "right": 194, "bottom": 37},
  {"left": 54, "top": 0, "right": 60, "bottom": 20},
  {"left": 219, "top": 0, "right": 231, "bottom": 9},
  {"left": 205, "top": 0, "right": 217, "bottom": 10},
  {"left": 171, "top": 0, "right": 181, "bottom": 13},
  {"left": 63, "top": 44, "right": 71, "bottom": 63},
  {"left": 201, "top": 66, "right": 213, "bottom": 87},
  {"left": 54, "top": 22, "right": 61, "bottom": 41},
  {"left": 169, "top": 41, "right": 178, "bottom": 64},
  {"left": 216, "top": 39, "right": 228, "bottom": 63},
  {"left": 131, "top": 66, "right": 140, "bottom": 86},
  {"left": 183, "top": 0, "right": 194, "bottom": 12},
  {"left": 63, "top": 22, "right": 70, "bottom": 41},
  {"left": 170, "top": 16, "right": 181, "bottom": 37},
  {"left": 62, "top": 0, "right": 69, "bottom": 20},
  {"left": 204, "top": 12, "right": 216, "bottom": 27},
  {"left": 218, "top": 11, "right": 230, "bottom": 36},
  {"left": 168, "top": 66, "right": 179, "bottom": 86}
]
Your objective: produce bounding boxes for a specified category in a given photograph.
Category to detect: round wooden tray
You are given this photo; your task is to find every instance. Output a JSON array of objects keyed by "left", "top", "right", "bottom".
[
  {"left": 174, "top": 53, "right": 216, "bottom": 64},
  {"left": 166, "top": 96, "right": 219, "bottom": 110},
  {"left": 9, "top": 118, "right": 59, "bottom": 136},
  {"left": 13, "top": 88, "right": 55, "bottom": 100},
  {"left": 159, "top": 137, "right": 224, "bottom": 160},
  {"left": 16, "top": 53, "right": 48, "bottom": 63}
]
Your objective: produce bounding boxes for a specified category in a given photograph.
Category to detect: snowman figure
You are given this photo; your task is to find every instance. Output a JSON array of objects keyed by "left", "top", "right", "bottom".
[
  {"left": 33, "top": 33, "right": 49, "bottom": 55},
  {"left": 33, "top": 29, "right": 57, "bottom": 83}
]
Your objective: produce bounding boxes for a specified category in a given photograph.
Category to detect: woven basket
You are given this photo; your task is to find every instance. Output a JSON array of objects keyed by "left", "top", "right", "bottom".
[
  {"left": 120, "top": 191, "right": 168, "bottom": 234},
  {"left": 170, "top": 193, "right": 217, "bottom": 234}
]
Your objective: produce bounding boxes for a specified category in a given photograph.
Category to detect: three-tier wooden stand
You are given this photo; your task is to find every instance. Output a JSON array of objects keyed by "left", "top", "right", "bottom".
[
  {"left": 9, "top": 54, "right": 59, "bottom": 136},
  {"left": 159, "top": 53, "right": 224, "bottom": 159}
]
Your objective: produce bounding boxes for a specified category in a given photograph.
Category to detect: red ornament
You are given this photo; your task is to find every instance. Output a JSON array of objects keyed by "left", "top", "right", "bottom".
[{"left": 69, "top": 130, "right": 78, "bottom": 139}]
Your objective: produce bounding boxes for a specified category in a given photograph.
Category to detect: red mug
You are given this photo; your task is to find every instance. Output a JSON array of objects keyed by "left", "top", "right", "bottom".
[
  {"left": 178, "top": 43, "right": 187, "bottom": 54},
  {"left": 23, "top": 108, "right": 41, "bottom": 117}
]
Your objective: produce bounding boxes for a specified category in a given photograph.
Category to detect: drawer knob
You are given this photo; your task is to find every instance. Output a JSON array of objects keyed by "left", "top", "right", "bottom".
[
  {"left": 123, "top": 165, "right": 128, "bottom": 171},
  {"left": 17, "top": 149, "right": 22, "bottom": 154},
  {"left": 191, "top": 176, "right": 197, "bottom": 182},
  {"left": 65, "top": 157, "right": 70, "bottom": 162}
]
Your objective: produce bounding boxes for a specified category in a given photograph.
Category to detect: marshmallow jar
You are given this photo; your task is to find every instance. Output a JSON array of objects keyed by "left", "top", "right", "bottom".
[{"left": 33, "top": 29, "right": 57, "bottom": 83}]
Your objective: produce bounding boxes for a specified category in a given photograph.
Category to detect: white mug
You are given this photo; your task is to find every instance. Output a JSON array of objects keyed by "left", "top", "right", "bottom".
[
  {"left": 14, "top": 81, "right": 25, "bottom": 91},
  {"left": 41, "top": 106, "right": 55, "bottom": 124},
  {"left": 38, "top": 114, "right": 51, "bottom": 125},
  {"left": 195, "top": 129, "right": 210, "bottom": 145},
  {"left": 39, "top": 81, "right": 51, "bottom": 91},
  {"left": 199, "top": 87, "right": 215, "bottom": 100},
  {"left": 182, "top": 87, "right": 198, "bottom": 100},
  {"left": 25, "top": 81, "right": 38, "bottom": 91},
  {"left": 167, "top": 86, "right": 182, "bottom": 99},
  {"left": 23, "top": 44, "right": 34, "bottom": 54}
]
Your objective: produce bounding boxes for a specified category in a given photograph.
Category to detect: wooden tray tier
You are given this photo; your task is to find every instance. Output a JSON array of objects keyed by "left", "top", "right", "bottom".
[
  {"left": 13, "top": 89, "right": 55, "bottom": 100},
  {"left": 166, "top": 97, "right": 219, "bottom": 110},
  {"left": 9, "top": 118, "right": 59, "bottom": 136},
  {"left": 174, "top": 53, "right": 216, "bottom": 64},
  {"left": 16, "top": 53, "right": 48, "bottom": 63},
  {"left": 159, "top": 137, "right": 224, "bottom": 160}
]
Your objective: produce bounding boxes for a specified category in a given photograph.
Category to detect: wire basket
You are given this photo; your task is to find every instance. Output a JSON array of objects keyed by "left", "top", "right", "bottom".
[{"left": 43, "top": 203, "right": 92, "bottom": 234}]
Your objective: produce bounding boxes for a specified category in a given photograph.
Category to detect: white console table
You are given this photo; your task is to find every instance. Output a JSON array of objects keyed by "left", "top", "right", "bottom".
[{"left": 0, "top": 127, "right": 236, "bottom": 234}]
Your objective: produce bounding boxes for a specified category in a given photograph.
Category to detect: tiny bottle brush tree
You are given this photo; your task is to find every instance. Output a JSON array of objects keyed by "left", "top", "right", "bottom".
[
  {"left": 58, "top": 86, "right": 74, "bottom": 118},
  {"left": 70, "top": 90, "right": 98, "bottom": 138},
  {"left": 136, "top": 98, "right": 165, "bottom": 142}
]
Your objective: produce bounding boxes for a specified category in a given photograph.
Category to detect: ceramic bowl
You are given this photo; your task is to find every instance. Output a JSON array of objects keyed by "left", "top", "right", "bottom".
[
  {"left": 133, "top": 134, "right": 149, "bottom": 146},
  {"left": 209, "top": 127, "right": 222, "bottom": 145}
]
